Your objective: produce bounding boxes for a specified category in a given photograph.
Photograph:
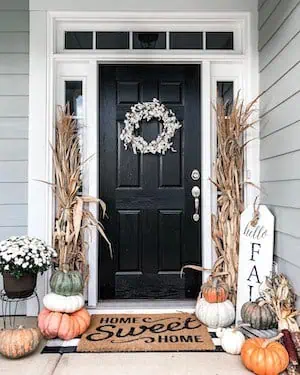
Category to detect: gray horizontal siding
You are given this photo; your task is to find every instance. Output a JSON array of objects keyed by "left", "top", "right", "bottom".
[
  {"left": 259, "top": 0, "right": 281, "bottom": 29},
  {"left": 260, "top": 32, "right": 300, "bottom": 93},
  {"left": 0, "top": 161, "right": 28, "bottom": 182},
  {"left": 0, "top": 205, "right": 27, "bottom": 227},
  {"left": 0, "top": 118, "right": 28, "bottom": 138},
  {"left": 0, "top": 226, "right": 27, "bottom": 240},
  {"left": 0, "top": 140, "right": 28, "bottom": 160},
  {"left": 0, "top": 75, "right": 29, "bottom": 95},
  {"left": 0, "top": 11, "right": 29, "bottom": 32},
  {"left": 262, "top": 181, "right": 300, "bottom": 208},
  {"left": 275, "top": 232, "right": 300, "bottom": 269},
  {"left": 0, "top": 1, "right": 28, "bottom": 311},
  {"left": 260, "top": 2, "right": 300, "bottom": 71},
  {"left": 259, "top": 0, "right": 299, "bottom": 50},
  {"left": 0, "top": 97, "right": 28, "bottom": 117},
  {"left": 0, "top": 54, "right": 29, "bottom": 74},
  {"left": 261, "top": 151, "right": 300, "bottom": 181},
  {"left": 268, "top": 205, "right": 300, "bottom": 239},
  {"left": 260, "top": 1, "right": 300, "bottom": 296},
  {"left": 260, "top": 62, "right": 300, "bottom": 116},
  {"left": 258, "top": 0, "right": 268, "bottom": 9},
  {"left": 0, "top": 32, "right": 29, "bottom": 53},
  {"left": 260, "top": 91, "right": 300, "bottom": 137},
  {"left": 275, "top": 256, "right": 300, "bottom": 300},
  {"left": 260, "top": 121, "right": 300, "bottom": 159},
  {"left": 0, "top": 0, "right": 28, "bottom": 10},
  {"left": 0, "top": 183, "right": 28, "bottom": 204}
]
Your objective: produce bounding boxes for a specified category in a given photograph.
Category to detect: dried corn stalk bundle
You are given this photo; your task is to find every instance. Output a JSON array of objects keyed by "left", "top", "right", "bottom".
[
  {"left": 284, "top": 365, "right": 300, "bottom": 375},
  {"left": 211, "top": 93, "right": 258, "bottom": 304},
  {"left": 292, "top": 332, "right": 300, "bottom": 359},
  {"left": 260, "top": 273, "right": 299, "bottom": 332},
  {"left": 51, "top": 106, "right": 112, "bottom": 279}
]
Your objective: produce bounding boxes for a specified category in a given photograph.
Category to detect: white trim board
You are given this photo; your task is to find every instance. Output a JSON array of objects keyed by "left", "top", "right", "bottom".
[
  {"left": 87, "top": 299, "right": 195, "bottom": 315},
  {"left": 28, "top": 10, "right": 259, "bottom": 315},
  {"left": 30, "top": 1, "right": 258, "bottom": 12}
]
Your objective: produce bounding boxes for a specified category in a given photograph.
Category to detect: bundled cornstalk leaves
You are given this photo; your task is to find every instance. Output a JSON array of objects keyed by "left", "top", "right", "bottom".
[
  {"left": 211, "top": 93, "right": 258, "bottom": 304},
  {"left": 260, "top": 273, "right": 299, "bottom": 332},
  {"left": 51, "top": 106, "right": 112, "bottom": 279}
]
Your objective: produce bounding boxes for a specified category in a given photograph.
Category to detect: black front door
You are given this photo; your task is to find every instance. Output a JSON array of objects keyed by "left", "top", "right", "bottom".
[{"left": 99, "top": 65, "right": 201, "bottom": 300}]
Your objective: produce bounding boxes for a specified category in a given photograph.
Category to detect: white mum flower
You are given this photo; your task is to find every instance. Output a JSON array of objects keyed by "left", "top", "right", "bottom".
[{"left": 2, "top": 254, "right": 11, "bottom": 262}]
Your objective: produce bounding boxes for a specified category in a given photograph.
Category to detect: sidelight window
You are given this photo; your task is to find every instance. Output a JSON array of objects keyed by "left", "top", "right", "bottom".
[
  {"left": 65, "top": 81, "right": 83, "bottom": 119},
  {"left": 217, "top": 81, "right": 234, "bottom": 116}
]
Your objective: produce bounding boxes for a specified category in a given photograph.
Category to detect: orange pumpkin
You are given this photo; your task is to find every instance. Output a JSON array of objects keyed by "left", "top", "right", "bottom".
[
  {"left": 0, "top": 327, "right": 42, "bottom": 359},
  {"left": 241, "top": 335, "right": 289, "bottom": 375},
  {"left": 201, "top": 277, "right": 229, "bottom": 303},
  {"left": 38, "top": 308, "right": 91, "bottom": 340}
]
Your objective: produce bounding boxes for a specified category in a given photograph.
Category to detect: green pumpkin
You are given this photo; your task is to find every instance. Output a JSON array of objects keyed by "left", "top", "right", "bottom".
[
  {"left": 241, "top": 299, "right": 277, "bottom": 330},
  {"left": 50, "top": 270, "right": 84, "bottom": 296}
]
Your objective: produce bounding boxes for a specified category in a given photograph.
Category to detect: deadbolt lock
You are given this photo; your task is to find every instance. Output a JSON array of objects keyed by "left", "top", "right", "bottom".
[{"left": 191, "top": 169, "right": 200, "bottom": 181}]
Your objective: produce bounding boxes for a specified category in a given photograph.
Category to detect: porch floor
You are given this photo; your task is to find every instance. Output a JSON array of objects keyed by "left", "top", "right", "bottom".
[{"left": 0, "top": 317, "right": 251, "bottom": 375}]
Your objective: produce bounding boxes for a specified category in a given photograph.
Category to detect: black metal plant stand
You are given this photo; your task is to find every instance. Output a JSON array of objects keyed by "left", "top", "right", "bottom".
[{"left": 0, "top": 290, "right": 40, "bottom": 329}]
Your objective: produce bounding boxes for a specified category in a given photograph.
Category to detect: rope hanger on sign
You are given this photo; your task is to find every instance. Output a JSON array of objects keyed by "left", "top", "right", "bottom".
[{"left": 249, "top": 196, "right": 260, "bottom": 227}]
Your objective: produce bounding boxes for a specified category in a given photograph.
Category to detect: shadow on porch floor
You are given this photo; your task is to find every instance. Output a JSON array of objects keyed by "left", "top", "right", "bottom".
[{"left": 0, "top": 317, "right": 251, "bottom": 375}]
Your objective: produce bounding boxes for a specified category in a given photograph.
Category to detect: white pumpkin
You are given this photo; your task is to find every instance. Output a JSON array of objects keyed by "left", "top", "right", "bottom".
[
  {"left": 216, "top": 327, "right": 245, "bottom": 355},
  {"left": 43, "top": 293, "right": 84, "bottom": 313},
  {"left": 195, "top": 297, "right": 235, "bottom": 328}
]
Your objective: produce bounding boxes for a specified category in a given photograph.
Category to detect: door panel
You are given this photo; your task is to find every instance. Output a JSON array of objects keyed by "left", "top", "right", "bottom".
[{"left": 99, "top": 65, "right": 201, "bottom": 299}]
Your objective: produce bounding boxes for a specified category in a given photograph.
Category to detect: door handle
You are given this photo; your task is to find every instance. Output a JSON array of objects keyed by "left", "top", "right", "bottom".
[{"left": 191, "top": 186, "right": 200, "bottom": 222}]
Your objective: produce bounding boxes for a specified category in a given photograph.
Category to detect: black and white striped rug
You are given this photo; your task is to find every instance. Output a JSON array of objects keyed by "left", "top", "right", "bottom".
[
  {"left": 41, "top": 315, "right": 277, "bottom": 355},
  {"left": 41, "top": 328, "right": 224, "bottom": 354}
]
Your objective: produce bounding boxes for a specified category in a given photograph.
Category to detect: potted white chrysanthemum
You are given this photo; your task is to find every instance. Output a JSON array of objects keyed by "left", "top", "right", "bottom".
[{"left": 0, "top": 236, "right": 57, "bottom": 298}]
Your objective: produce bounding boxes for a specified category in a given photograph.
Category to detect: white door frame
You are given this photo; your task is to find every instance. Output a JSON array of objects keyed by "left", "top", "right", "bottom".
[{"left": 28, "top": 11, "right": 259, "bottom": 314}]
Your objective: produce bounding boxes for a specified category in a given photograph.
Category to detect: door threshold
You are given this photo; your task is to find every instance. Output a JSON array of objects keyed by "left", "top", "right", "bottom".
[{"left": 87, "top": 299, "right": 196, "bottom": 314}]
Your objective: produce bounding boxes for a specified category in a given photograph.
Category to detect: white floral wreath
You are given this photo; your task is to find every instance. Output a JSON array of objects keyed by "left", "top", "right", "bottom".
[{"left": 120, "top": 98, "right": 182, "bottom": 155}]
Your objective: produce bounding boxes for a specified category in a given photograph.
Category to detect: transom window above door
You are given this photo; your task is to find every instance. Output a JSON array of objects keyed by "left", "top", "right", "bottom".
[{"left": 64, "top": 31, "right": 234, "bottom": 51}]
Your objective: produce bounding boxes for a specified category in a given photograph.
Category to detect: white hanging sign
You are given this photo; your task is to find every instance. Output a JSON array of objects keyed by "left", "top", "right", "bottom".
[{"left": 236, "top": 205, "right": 274, "bottom": 322}]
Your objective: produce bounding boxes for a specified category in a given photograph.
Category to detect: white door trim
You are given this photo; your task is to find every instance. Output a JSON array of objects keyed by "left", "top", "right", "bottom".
[{"left": 28, "top": 10, "right": 259, "bottom": 314}]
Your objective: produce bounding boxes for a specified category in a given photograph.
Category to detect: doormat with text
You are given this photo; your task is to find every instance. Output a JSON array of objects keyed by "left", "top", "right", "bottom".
[{"left": 77, "top": 313, "right": 215, "bottom": 353}]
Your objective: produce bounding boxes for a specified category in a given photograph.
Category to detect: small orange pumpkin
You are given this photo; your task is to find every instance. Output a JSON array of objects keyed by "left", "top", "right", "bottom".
[
  {"left": 201, "top": 277, "right": 229, "bottom": 303},
  {"left": 241, "top": 334, "right": 289, "bottom": 375},
  {"left": 38, "top": 308, "right": 91, "bottom": 340},
  {"left": 0, "top": 327, "right": 42, "bottom": 359}
]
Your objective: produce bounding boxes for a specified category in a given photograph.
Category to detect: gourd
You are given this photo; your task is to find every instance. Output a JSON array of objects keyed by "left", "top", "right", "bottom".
[
  {"left": 43, "top": 292, "right": 84, "bottom": 313},
  {"left": 195, "top": 297, "right": 235, "bottom": 328},
  {"left": 0, "top": 327, "right": 42, "bottom": 359},
  {"left": 38, "top": 308, "right": 91, "bottom": 340},
  {"left": 50, "top": 270, "right": 84, "bottom": 297},
  {"left": 241, "top": 334, "right": 289, "bottom": 375},
  {"left": 216, "top": 327, "right": 245, "bottom": 355},
  {"left": 201, "top": 277, "right": 229, "bottom": 303},
  {"left": 241, "top": 299, "right": 276, "bottom": 330}
]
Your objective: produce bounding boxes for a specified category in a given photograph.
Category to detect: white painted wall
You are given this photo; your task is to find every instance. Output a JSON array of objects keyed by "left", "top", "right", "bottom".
[
  {"left": 30, "top": 0, "right": 258, "bottom": 12},
  {"left": 259, "top": 0, "right": 300, "bottom": 301}
]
